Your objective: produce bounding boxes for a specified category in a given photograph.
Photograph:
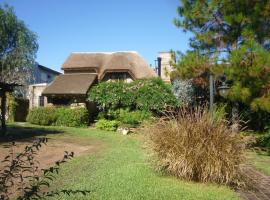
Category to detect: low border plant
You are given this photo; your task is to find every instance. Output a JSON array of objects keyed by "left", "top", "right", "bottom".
[{"left": 95, "top": 119, "right": 120, "bottom": 131}]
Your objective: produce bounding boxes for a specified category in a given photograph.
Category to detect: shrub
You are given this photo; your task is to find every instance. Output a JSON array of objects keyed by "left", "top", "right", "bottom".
[
  {"left": 95, "top": 119, "right": 120, "bottom": 131},
  {"left": 27, "top": 107, "right": 89, "bottom": 127},
  {"left": 255, "top": 133, "right": 270, "bottom": 154},
  {"left": 213, "top": 103, "right": 228, "bottom": 123},
  {"left": 88, "top": 81, "right": 135, "bottom": 110},
  {"left": 88, "top": 78, "right": 178, "bottom": 114},
  {"left": 26, "top": 107, "right": 57, "bottom": 126},
  {"left": 110, "top": 109, "right": 151, "bottom": 126},
  {"left": 144, "top": 107, "right": 245, "bottom": 186},
  {"left": 118, "top": 109, "right": 152, "bottom": 126},
  {"left": 55, "top": 107, "right": 89, "bottom": 127},
  {"left": 133, "top": 78, "right": 179, "bottom": 112}
]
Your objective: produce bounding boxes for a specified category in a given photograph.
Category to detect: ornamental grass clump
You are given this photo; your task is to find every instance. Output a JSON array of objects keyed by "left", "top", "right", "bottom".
[{"left": 145, "top": 107, "right": 246, "bottom": 186}]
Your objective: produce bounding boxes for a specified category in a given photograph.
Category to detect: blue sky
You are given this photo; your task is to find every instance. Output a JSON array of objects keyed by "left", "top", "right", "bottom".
[{"left": 2, "top": 0, "right": 191, "bottom": 72}]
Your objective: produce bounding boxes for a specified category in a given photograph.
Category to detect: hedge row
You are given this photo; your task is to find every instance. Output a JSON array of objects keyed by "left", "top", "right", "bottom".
[{"left": 26, "top": 107, "right": 89, "bottom": 127}]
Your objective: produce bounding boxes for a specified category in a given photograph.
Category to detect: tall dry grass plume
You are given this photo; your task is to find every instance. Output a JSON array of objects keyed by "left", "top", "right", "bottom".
[{"left": 144, "top": 107, "right": 246, "bottom": 187}]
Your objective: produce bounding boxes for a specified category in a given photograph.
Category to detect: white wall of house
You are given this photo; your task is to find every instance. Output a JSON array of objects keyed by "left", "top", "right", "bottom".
[{"left": 28, "top": 83, "right": 48, "bottom": 109}]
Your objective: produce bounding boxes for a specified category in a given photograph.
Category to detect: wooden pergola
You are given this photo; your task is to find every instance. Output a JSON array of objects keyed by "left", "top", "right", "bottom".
[{"left": 0, "top": 82, "right": 21, "bottom": 135}]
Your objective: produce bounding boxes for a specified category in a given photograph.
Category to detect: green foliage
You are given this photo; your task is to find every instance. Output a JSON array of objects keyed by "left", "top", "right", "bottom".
[
  {"left": 225, "top": 41, "right": 270, "bottom": 112},
  {"left": 26, "top": 107, "right": 57, "bottom": 126},
  {"left": 6, "top": 93, "right": 18, "bottom": 122},
  {"left": 173, "top": 1, "right": 270, "bottom": 131},
  {"left": 0, "top": 4, "right": 38, "bottom": 83},
  {"left": 171, "top": 52, "right": 212, "bottom": 80},
  {"left": 213, "top": 103, "right": 227, "bottom": 123},
  {"left": 6, "top": 93, "right": 29, "bottom": 122},
  {"left": 54, "top": 107, "right": 89, "bottom": 127},
  {"left": 95, "top": 119, "right": 120, "bottom": 131},
  {"left": 133, "top": 78, "right": 178, "bottom": 112},
  {"left": 27, "top": 107, "right": 89, "bottom": 127},
  {"left": 0, "top": 4, "right": 38, "bottom": 135},
  {"left": 241, "top": 105, "right": 270, "bottom": 131},
  {"left": 88, "top": 81, "right": 135, "bottom": 110},
  {"left": 255, "top": 133, "right": 270, "bottom": 154},
  {"left": 88, "top": 78, "right": 178, "bottom": 114},
  {"left": 174, "top": 1, "right": 270, "bottom": 53},
  {"left": 109, "top": 109, "right": 152, "bottom": 126}
]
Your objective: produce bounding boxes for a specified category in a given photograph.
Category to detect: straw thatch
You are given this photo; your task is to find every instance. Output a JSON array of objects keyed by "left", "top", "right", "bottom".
[
  {"left": 62, "top": 51, "right": 157, "bottom": 79},
  {"left": 42, "top": 73, "right": 97, "bottom": 95}
]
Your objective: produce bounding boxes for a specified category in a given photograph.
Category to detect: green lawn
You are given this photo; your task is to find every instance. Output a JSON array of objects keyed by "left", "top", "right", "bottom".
[
  {"left": 5, "top": 124, "right": 240, "bottom": 200},
  {"left": 247, "top": 151, "right": 270, "bottom": 176}
]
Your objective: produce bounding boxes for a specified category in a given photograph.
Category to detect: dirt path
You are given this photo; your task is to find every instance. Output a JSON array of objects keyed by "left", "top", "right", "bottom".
[
  {"left": 0, "top": 136, "right": 102, "bottom": 198},
  {"left": 238, "top": 166, "right": 270, "bottom": 200},
  {"left": 0, "top": 137, "right": 102, "bottom": 170}
]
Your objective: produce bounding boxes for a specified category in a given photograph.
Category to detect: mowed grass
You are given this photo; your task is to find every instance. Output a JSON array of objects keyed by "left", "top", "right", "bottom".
[
  {"left": 6, "top": 124, "right": 240, "bottom": 200},
  {"left": 247, "top": 151, "right": 270, "bottom": 176}
]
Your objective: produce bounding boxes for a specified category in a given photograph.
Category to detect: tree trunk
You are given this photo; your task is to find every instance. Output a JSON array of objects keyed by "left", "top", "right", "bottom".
[{"left": 0, "top": 91, "right": 7, "bottom": 136}]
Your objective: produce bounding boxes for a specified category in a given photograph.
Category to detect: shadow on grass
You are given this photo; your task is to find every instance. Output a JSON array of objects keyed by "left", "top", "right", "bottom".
[{"left": 0, "top": 123, "right": 64, "bottom": 144}]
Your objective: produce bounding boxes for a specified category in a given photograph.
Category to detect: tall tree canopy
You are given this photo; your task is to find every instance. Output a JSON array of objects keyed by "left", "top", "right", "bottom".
[
  {"left": 174, "top": 0, "right": 270, "bottom": 55},
  {"left": 172, "top": 0, "right": 270, "bottom": 130},
  {"left": 0, "top": 4, "right": 38, "bottom": 135},
  {"left": 0, "top": 4, "right": 38, "bottom": 84}
]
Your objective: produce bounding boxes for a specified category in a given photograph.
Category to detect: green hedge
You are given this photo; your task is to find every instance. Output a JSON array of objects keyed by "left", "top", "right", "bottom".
[
  {"left": 95, "top": 119, "right": 120, "bottom": 131},
  {"left": 27, "top": 107, "right": 89, "bottom": 127},
  {"left": 108, "top": 109, "right": 152, "bottom": 126},
  {"left": 55, "top": 107, "right": 89, "bottom": 127},
  {"left": 26, "top": 107, "right": 57, "bottom": 126}
]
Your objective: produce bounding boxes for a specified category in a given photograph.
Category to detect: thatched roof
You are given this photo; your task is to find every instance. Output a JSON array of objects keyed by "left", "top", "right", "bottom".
[
  {"left": 42, "top": 73, "right": 97, "bottom": 95},
  {"left": 62, "top": 51, "right": 157, "bottom": 79}
]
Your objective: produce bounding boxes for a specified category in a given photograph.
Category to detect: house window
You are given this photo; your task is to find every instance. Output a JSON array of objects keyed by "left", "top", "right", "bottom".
[
  {"left": 109, "top": 73, "right": 127, "bottom": 81},
  {"left": 39, "top": 96, "right": 44, "bottom": 107}
]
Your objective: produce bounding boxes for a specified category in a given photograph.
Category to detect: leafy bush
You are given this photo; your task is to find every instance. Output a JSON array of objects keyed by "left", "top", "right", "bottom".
[
  {"left": 95, "top": 119, "right": 120, "bottom": 131},
  {"left": 145, "top": 107, "right": 245, "bottom": 186},
  {"left": 118, "top": 109, "right": 152, "bottom": 126},
  {"left": 88, "top": 78, "right": 178, "bottom": 114},
  {"left": 255, "top": 133, "right": 270, "bottom": 154},
  {"left": 55, "top": 107, "right": 89, "bottom": 127},
  {"left": 27, "top": 107, "right": 89, "bottom": 127},
  {"left": 133, "top": 78, "right": 179, "bottom": 112},
  {"left": 108, "top": 109, "right": 152, "bottom": 126},
  {"left": 213, "top": 103, "right": 228, "bottom": 123},
  {"left": 88, "top": 81, "right": 135, "bottom": 110},
  {"left": 26, "top": 107, "right": 57, "bottom": 126}
]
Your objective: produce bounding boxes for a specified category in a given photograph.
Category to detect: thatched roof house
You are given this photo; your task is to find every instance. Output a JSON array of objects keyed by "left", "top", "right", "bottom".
[{"left": 42, "top": 51, "right": 156, "bottom": 104}]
